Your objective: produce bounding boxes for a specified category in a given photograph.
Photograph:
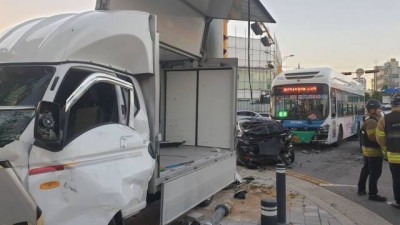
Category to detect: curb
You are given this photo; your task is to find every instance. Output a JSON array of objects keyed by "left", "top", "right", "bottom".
[{"left": 265, "top": 170, "right": 392, "bottom": 225}]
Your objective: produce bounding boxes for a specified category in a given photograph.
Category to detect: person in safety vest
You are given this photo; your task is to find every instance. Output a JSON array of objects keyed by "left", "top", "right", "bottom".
[
  {"left": 357, "top": 99, "right": 387, "bottom": 202},
  {"left": 377, "top": 93, "right": 400, "bottom": 209}
]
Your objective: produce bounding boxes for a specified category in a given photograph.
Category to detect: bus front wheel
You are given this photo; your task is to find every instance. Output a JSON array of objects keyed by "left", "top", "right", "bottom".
[{"left": 333, "top": 126, "right": 343, "bottom": 147}]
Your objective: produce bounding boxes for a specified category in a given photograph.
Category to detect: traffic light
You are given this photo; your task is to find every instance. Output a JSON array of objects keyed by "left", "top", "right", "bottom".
[{"left": 261, "top": 37, "right": 271, "bottom": 47}]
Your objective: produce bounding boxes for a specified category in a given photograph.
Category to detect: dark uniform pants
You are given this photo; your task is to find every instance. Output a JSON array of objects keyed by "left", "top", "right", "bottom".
[
  {"left": 358, "top": 156, "right": 383, "bottom": 195},
  {"left": 390, "top": 163, "right": 400, "bottom": 204}
]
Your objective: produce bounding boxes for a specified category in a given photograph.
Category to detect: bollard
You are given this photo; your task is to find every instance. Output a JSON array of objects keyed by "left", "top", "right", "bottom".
[
  {"left": 276, "top": 163, "right": 286, "bottom": 224},
  {"left": 202, "top": 203, "right": 230, "bottom": 225},
  {"left": 261, "top": 198, "right": 277, "bottom": 225}
]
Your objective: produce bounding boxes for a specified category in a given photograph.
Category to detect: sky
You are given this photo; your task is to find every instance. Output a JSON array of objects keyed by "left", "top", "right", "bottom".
[
  {"left": 229, "top": 0, "right": 400, "bottom": 73},
  {"left": 2, "top": 0, "right": 400, "bottom": 85}
]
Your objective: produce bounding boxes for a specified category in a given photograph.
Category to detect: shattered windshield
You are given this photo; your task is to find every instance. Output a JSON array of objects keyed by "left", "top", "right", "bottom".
[
  {"left": 0, "top": 109, "right": 35, "bottom": 147},
  {"left": 0, "top": 66, "right": 55, "bottom": 146}
]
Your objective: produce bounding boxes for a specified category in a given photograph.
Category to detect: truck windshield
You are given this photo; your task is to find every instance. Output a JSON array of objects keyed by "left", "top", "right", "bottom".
[
  {"left": 0, "top": 66, "right": 55, "bottom": 106},
  {"left": 271, "top": 84, "right": 329, "bottom": 120},
  {"left": 0, "top": 66, "right": 55, "bottom": 146},
  {"left": 0, "top": 109, "right": 35, "bottom": 147}
]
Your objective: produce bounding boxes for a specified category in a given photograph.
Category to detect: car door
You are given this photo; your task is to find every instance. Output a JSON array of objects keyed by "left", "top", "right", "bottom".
[{"left": 28, "top": 71, "right": 154, "bottom": 225}]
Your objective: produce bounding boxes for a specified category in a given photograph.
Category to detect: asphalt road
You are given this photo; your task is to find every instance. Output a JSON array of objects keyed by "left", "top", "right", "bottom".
[{"left": 291, "top": 138, "right": 399, "bottom": 225}]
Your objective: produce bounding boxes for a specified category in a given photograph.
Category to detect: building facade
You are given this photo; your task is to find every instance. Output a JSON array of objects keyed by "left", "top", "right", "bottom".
[
  {"left": 376, "top": 58, "right": 400, "bottom": 90},
  {"left": 353, "top": 77, "right": 367, "bottom": 91},
  {"left": 228, "top": 36, "right": 280, "bottom": 112}
]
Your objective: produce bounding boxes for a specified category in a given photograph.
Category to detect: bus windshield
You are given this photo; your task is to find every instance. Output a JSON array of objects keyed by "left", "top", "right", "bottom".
[{"left": 271, "top": 84, "right": 329, "bottom": 120}]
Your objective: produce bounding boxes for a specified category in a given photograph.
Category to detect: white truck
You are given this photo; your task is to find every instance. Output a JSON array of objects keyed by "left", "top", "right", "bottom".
[{"left": 0, "top": 1, "right": 275, "bottom": 224}]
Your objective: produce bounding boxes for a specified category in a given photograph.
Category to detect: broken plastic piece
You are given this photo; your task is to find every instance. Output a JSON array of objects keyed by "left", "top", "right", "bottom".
[{"left": 234, "top": 190, "right": 248, "bottom": 199}]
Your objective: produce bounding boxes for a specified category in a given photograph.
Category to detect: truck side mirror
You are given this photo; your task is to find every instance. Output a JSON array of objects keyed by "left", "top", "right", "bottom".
[{"left": 34, "top": 101, "right": 62, "bottom": 151}]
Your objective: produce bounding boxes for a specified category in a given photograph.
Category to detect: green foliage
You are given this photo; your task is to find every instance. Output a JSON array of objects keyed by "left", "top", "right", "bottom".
[
  {"left": 371, "top": 91, "right": 383, "bottom": 102},
  {"left": 365, "top": 92, "right": 371, "bottom": 101}
]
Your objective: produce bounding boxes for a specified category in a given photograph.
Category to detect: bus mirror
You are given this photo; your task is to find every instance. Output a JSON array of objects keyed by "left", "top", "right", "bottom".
[{"left": 331, "top": 113, "right": 336, "bottom": 118}]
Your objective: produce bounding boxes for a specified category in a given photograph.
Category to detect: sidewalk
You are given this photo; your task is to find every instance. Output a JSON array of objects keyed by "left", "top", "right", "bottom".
[
  {"left": 126, "top": 166, "right": 391, "bottom": 225},
  {"left": 182, "top": 166, "right": 391, "bottom": 225}
]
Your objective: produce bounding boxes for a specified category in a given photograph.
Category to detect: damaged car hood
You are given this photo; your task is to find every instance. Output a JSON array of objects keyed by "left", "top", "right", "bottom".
[{"left": 239, "top": 119, "right": 286, "bottom": 136}]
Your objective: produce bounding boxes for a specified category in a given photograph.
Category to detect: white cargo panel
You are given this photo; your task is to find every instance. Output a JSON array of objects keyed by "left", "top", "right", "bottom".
[
  {"left": 165, "top": 71, "right": 197, "bottom": 145},
  {"left": 164, "top": 68, "right": 236, "bottom": 149},
  {"left": 198, "top": 69, "right": 234, "bottom": 148},
  {"left": 161, "top": 156, "right": 236, "bottom": 225}
]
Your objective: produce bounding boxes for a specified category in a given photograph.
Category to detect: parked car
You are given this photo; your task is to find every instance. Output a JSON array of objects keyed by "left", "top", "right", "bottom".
[
  {"left": 236, "top": 118, "right": 294, "bottom": 166},
  {"left": 381, "top": 104, "right": 392, "bottom": 115},
  {"left": 259, "top": 112, "right": 272, "bottom": 119},
  {"left": 237, "top": 110, "right": 268, "bottom": 120}
]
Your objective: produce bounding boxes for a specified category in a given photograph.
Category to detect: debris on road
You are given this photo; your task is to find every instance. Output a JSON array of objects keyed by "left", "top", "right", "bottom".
[
  {"left": 243, "top": 176, "right": 255, "bottom": 184},
  {"left": 234, "top": 190, "right": 248, "bottom": 199}
]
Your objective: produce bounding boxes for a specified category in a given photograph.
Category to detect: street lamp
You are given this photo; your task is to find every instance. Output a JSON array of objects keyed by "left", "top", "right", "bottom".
[{"left": 282, "top": 54, "right": 295, "bottom": 62}]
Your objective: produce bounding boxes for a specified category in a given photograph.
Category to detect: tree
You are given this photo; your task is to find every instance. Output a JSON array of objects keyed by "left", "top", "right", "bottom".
[
  {"left": 381, "top": 85, "right": 388, "bottom": 91},
  {"left": 365, "top": 92, "right": 371, "bottom": 101},
  {"left": 371, "top": 91, "right": 383, "bottom": 102}
]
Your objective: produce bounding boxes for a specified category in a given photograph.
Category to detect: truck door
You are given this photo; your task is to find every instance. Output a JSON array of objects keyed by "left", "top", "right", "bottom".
[{"left": 29, "top": 70, "right": 154, "bottom": 225}]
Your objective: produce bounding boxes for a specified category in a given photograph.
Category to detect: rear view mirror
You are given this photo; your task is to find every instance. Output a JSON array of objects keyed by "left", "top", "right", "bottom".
[
  {"left": 34, "top": 101, "right": 62, "bottom": 150},
  {"left": 331, "top": 113, "right": 336, "bottom": 118}
]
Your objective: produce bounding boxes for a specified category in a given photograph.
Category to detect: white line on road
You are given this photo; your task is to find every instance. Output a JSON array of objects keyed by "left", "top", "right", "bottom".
[{"left": 319, "top": 184, "right": 357, "bottom": 188}]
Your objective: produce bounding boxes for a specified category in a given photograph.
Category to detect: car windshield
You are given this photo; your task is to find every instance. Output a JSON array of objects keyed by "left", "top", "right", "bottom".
[
  {"left": 271, "top": 84, "right": 329, "bottom": 120},
  {"left": 0, "top": 66, "right": 55, "bottom": 146}
]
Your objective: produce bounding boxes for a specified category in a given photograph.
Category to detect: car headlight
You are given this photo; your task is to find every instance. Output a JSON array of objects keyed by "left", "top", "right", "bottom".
[{"left": 319, "top": 124, "right": 329, "bottom": 133}]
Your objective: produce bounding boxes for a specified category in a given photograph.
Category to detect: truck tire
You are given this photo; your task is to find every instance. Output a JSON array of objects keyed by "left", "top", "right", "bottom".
[
  {"left": 109, "top": 211, "right": 124, "bottom": 225},
  {"left": 108, "top": 218, "right": 117, "bottom": 225}
]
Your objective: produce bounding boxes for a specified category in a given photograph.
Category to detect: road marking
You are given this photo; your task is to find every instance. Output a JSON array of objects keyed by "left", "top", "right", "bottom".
[
  {"left": 319, "top": 184, "right": 357, "bottom": 188},
  {"left": 286, "top": 170, "right": 331, "bottom": 185}
]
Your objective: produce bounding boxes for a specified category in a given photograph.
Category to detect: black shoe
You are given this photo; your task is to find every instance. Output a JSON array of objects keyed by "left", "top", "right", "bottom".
[
  {"left": 357, "top": 190, "right": 367, "bottom": 196},
  {"left": 368, "top": 195, "right": 387, "bottom": 202},
  {"left": 391, "top": 202, "right": 400, "bottom": 209}
]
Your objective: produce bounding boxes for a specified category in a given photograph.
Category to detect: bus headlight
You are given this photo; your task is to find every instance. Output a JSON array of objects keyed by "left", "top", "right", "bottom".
[{"left": 319, "top": 124, "right": 330, "bottom": 133}]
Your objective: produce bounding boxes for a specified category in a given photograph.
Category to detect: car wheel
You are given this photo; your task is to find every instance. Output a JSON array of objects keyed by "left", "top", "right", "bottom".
[
  {"left": 279, "top": 144, "right": 295, "bottom": 165},
  {"left": 236, "top": 144, "right": 246, "bottom": 166}
]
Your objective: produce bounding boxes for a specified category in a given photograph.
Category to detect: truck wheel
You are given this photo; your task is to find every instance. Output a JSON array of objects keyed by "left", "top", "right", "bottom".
[
  {"left": 198, "top": 196, "right": 213, "bottom": 207},
  {"left": 108, "top": 218, "right": 117, "bottom": 225},
  {"left": 109, "top": 211, "right": 124, "bottom": 225},
  {"left": 333, "top": 126, "right": 343, "bottom": 147}
]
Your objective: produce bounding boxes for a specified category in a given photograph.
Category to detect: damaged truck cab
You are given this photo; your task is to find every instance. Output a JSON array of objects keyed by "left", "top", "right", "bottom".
[{"left": 0, "top": 1, "right": 275, "bottom": 224}]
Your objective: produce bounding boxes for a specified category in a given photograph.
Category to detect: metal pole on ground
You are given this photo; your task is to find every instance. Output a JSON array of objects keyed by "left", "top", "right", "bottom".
[
  {"left": 261, "top": 198, "right": 277, "bottom": 225},
  {"left": 202, "top": 203, "right": 230, "bottom": 225},
  {"left": 276, "top": 163, "right": 286, "bottom": 224}
]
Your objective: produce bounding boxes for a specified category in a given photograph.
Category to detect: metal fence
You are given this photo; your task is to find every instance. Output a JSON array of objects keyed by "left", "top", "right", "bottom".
[{"left": 237, "top": 100, "right": 270, "bottom": 113}]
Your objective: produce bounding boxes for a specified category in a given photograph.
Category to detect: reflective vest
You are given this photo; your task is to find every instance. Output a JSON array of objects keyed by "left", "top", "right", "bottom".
[
  {"left": 385, "top": 111, "right": 400, "bottom": 153},
  {"left": 361, "top": 117, "right": 382, "bottom": 157}
]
